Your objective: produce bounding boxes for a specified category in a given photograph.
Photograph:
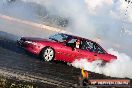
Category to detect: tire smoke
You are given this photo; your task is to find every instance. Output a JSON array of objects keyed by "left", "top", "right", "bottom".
[{"left": 72, "top": 48, "right": 132, "bottom": 78}]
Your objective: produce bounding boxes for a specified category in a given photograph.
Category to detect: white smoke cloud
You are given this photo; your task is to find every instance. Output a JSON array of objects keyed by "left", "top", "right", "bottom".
[
  {"left": 72, "top": 48, "right": 132, "bottom": 78},
  {"left": 84, "top": 0, "right": 113, "bottom": 14}
]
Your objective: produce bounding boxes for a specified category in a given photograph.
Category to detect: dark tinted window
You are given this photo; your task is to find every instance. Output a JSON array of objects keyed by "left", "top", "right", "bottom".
[
  {"left": 92, "top": 43, "right": 105, "bottom": 54},
  {"left": 81, "top": 40, "right": 93, "bottom": 51},
  {"left": 81, "top": 40, "right": 105, "bottom": 54}
]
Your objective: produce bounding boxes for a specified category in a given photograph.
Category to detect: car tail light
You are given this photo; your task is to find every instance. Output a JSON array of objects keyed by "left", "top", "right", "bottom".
[
  {"left": 110, "top": 55, "right": 117, "bottom": 62},
  {"left": 112, "top": 55, "right": 117, "bottom": 60}
]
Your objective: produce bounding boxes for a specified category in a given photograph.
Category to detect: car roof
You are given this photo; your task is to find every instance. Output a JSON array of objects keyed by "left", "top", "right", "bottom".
[
  {"left": 58, "top": 33, "right": 107, "bottom": 53},
  {"left": 59, "top": 33, "right": 96, "bottom": 43}
]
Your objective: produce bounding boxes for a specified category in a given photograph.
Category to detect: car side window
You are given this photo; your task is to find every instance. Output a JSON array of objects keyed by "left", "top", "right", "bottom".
[
  {"left": 67, "top": 38, "right": 77, "bottom": 43},
  {"left": 93, "top": 43, "right": 105, "bottom": 54},
  {"left": 66, "top": 38, "right": 77, "bottom": 48},
  {"left": 66, "top": 38, "right": 82, "bottom": 49},
  {"left": 81, "top": 40, "right": 105, "bottom": 54},
  {"left": 81, "top": 40, "right": 93, "bottom": 51}
]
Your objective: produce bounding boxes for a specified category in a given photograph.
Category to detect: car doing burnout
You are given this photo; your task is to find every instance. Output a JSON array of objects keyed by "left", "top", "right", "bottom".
[{"left": 17, "top": 33, "right": 117, "bottom": 63}]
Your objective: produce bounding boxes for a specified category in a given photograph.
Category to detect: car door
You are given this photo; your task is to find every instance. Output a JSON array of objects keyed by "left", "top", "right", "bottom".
[
  {"left": 58, "top": 45, "right": 79, "bottom": 62},
  {"left": 62, "top": 37, "right": 83, "bottom": 62},
  {"left": 92, "top": 43, "right": 109, "bottom": 62},
  {"left": 49, "top": 33, "right": 70, "bottom": 61},
  {"left": 80, "top": 39, "right": 106, "bottom": 62},
  {"left": 53, "top": 35, "right": 80, "bottom": 62},
  {"left": 55, "top": 43, "right": 72, "bottom": 61}
]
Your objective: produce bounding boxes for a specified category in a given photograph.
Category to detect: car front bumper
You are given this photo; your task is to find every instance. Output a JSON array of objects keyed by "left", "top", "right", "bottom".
[{"left": 17, "top": 40, "right": 40, "bottom": 55}]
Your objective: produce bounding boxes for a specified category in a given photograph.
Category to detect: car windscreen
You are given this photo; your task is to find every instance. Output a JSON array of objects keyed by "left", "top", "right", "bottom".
[{"left": 49, "top": 34, "right": 69, "bottom": 42}]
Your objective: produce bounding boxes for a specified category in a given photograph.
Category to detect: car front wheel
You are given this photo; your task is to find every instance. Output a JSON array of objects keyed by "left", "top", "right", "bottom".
[{"left": 41, "top": 47, "right": 55, "bottom": 61}]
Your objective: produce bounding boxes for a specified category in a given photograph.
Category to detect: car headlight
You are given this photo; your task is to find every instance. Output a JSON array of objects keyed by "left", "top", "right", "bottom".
[{"left": 25, "top": 41, "right": 37, "bottom": 45}]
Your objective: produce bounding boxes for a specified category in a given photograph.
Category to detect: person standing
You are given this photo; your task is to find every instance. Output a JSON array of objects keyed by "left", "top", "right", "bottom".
[{"left": 79, "top": 68, "right": 90, "bottom": 87}]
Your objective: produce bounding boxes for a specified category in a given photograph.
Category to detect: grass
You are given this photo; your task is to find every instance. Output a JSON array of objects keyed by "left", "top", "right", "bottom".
[{"left": 0, "top": 76, "right": 36, "bottom": 88}]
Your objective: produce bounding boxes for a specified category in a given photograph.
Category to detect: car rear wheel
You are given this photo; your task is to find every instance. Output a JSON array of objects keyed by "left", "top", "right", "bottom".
[{"left": 41, "top": 47, "right": 55, "bottom": 61}]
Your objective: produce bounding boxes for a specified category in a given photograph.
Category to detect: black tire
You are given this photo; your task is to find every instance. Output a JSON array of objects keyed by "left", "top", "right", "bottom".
[{"left": 40, "top": 47, "right": 55, "bottom": 61}]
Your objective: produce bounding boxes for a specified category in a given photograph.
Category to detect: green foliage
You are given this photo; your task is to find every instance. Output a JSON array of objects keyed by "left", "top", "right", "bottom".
[{"left": 0, "top": 77, "right": 35, "bottom": 88}]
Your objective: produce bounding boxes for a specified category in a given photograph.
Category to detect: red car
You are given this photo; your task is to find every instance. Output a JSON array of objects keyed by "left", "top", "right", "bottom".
[{"left": 17, "top": 33, "right": 117, "bottom": 63}]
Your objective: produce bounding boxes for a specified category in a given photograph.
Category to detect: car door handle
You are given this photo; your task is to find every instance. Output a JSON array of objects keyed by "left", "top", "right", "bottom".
[{"left": 94, "top": 54, "right": 97, "bottom": 56}]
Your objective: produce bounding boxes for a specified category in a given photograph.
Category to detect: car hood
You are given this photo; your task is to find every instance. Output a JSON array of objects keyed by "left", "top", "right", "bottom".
[{"left": 21, "top": 37, "right": 55, "bottom": 42}]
